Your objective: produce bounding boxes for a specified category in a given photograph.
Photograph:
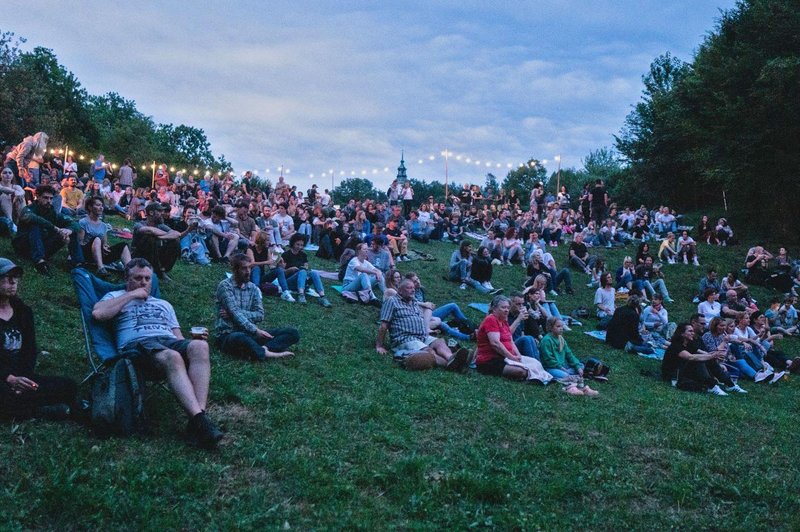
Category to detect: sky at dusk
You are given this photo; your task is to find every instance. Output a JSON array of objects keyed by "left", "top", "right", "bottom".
[{"left": 5, "top": 0, "right": 737, "bottom": 190}]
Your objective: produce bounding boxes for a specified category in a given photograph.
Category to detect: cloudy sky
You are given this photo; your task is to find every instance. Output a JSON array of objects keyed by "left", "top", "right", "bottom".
[{"left": 6, "top": 0, "right": 735, "bottom": 190}]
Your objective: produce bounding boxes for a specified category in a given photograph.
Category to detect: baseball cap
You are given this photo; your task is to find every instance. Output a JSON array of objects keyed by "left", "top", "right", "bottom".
[
  {"left": 0, "top": 258, "right": 23, "bottom": 277},
  {"left": 145, "top": 202, "right": 170, "bottom": 213}
]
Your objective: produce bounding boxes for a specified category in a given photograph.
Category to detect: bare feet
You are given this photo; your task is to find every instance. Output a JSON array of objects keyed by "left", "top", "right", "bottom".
[{"left": 263, "top": 348, "right": 294, "bottom": 358}]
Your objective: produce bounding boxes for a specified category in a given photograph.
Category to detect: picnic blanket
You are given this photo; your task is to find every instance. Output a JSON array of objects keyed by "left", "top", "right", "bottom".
[
  {"left": 584, "top": 330, "right": 665, "bottom": 360},
  {"left": 465, "top": 231, "right": 485, "bottom": 241},
  {"left": 468, "top": 303, "right": 490, "bottom": 314},
  {"left": 406, "top": 249, "right": 436, "bottom": 262}
]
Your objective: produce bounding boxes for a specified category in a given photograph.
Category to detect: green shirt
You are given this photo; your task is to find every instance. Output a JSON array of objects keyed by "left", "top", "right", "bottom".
[{"left": 539, "top": 333, "right": 582, "bottom": 370}]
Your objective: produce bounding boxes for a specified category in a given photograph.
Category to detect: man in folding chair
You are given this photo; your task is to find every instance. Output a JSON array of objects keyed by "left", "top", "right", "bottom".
[{"left": 91, "top": 257, "right": 223, "bottom": 449}]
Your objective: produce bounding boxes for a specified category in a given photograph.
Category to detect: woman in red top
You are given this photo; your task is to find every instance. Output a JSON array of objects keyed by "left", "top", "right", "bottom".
[{"left": 475, "top": 295, "right": 529, "bottom": 380}]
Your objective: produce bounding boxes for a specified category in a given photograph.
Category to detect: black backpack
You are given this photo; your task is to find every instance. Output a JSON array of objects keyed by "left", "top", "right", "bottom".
[{"left": 91, "top": 358, "right": 145, "bottom": 437}]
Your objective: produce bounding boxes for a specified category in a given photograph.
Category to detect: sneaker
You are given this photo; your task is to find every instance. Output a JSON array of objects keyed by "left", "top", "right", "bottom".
[
  {"left": 368, "top": 298, "right": 383, "bottom": 308},
  {"left": 624, "top": 341, "right": 635, "bottom": 353},
  {"left": 754, "top": 371, "right": 771, "bottom": 383},
  {"left": 664, "top": 297, "right": 675, "bottom": 304},
  {"left": 483, "top": 281, "right": 494, "bottom": 290},
  {"left": 707, "top": 385, "right": 729, "bottom": 396},
  {"left": 306, "top": 288, "right": 320, "bottom": 298},
  {"left": 769, "top": 371, "right": 786, "bottom": 384},
  {"left": 564, "top": 384, "right": 584, "bottom": 396},
  {"left": 297, "top": 293, "right": 307, "bottom": 304},
  {"left": 281, "top": 291, "right": 296, "bottom": 303},
  {"left": 683, "top": 257, "right": 688, "bottom": 264},
  {"left": 725, "top": 384, "right": 748, "bottom": 394},
  {"left": 446, "top": 347, "right": 469, "bottom": 372},
  {"left": 489, "top": 288, "right": 503, "bottom": 295},
  {"left": 319, "top": 297, "right": 332, "bottom": 308},
  {"left": 549, "top": 290, "right": 559, "bottom": 297},
  {"left": 693, "top": 258, "right": 700, "bottom": 266},
  {"left": 35, "top": 261, "right": 51, "bottom": 276},
  {"left": 187, "top": 412, "right": 224, "bottom": 449},
  {"left": 459, "top": 283, "right": 467, "bottom": 290}
]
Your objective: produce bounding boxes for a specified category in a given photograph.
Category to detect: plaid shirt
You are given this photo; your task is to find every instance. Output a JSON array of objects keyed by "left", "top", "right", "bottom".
[
  {"left": 215, "top": 277, "right": 264, "bottom": 336},
  {"left": 380, "top": 295, "right": 427, "bottom": 347}
]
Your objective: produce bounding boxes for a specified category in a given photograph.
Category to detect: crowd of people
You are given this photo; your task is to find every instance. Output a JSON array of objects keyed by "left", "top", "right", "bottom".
[{"left": 3, "top": 131, "right": 799, "bottom": 449}]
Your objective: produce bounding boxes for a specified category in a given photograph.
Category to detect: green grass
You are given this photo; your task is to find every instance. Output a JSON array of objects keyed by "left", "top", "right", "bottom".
[{"left": 2, "top": 227, "right": 800, "bottom": 530}]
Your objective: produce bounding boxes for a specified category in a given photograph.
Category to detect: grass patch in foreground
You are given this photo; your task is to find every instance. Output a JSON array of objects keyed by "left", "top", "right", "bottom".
[{"left": 2, "top": 232, "right": 800, "bottom": 529}]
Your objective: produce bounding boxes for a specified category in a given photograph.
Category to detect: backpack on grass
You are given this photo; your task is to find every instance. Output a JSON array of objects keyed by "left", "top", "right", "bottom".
[{"left": 90, "top": 358, "right": 145, "bottom": 437}]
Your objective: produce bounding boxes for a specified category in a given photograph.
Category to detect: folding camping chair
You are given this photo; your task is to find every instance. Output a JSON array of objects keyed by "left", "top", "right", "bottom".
[{"left": 71, "top": 267, "right": 161, "bottom": 385}]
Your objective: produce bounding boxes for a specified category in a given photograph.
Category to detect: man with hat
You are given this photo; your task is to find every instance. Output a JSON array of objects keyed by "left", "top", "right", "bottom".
[
  {"left": 0, "top": 258, "right": 77, "bottom": 419},
  {"left": 131, "top": 202, "right": 182, "bottom": 280},
  {"left": 12, "top": 184, "right": 84, "bottom": 275}
]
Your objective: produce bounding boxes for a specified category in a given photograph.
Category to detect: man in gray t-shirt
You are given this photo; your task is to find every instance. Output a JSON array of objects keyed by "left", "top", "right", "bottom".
[{"left": 92, "top": 257, "right": 223, "bottom": 449}]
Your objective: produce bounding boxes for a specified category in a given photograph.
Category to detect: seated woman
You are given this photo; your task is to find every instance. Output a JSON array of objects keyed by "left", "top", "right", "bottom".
[
  {"left": 475, "top": 295, "right": 552, "bottom": 382},
  {"left": 660, "top": 322, "right": 741, "bottom": 395},
  {"left": 79, "top": 196, "right": 132, "bottom": 276},
  {"left": 448, "top": 241, "right": 492, "bottom": 294},
  {"left": 472, "top": 246, "right": 496, "bottom": 291},
  {"left": 658, "top": 232, "right": 678, "bottom": 264},
  {"left": 539, "top": 317, "right": 598, "bottom": 396},
  {"left": 247, "top": 231, "right": 291, "bottom": 300},
  {"left": 697, "top": 215, "right": 716, "bottom": 245},
  {"left": 541, "top": 213, "right": 562, "bottom": 247},
  {"left": 501, "top": 227, "right": 524, "bottom": 265},
  {"left": 677, "top": 230, "right": 699, "bottom": 265},
  {"left": 605, "top": 295, "right": 654, "bottom": 354},
  {"left": 716, "top": 218, "right": 733, "bottom": 246},
  {"left": 751, "top": 311, "right": 798, "bottom": 375},
  {"left": 0, "top": 259, "right": 77, "bottom": 420},
  {"left": 615, "top": 256, "right": 636, "bottom": 292},
  {"left": 383, "top": 268, "right": 403, "bottom": 300},
  {"left": 727, "top": 314, "right": 778, "bottom": 383},
  {"left": 342, "top": 243, "right": 384, "bottom": 306},
  {"left": 635, "top": 242, "right": 653, "bottom": 265},
  {"left": 523, "top": 275, "right": 569, "bottom": 329},
  {"left": 697, "top": 288, "right": 722, "bottom": 323},
  {"left": 594, "top": 272, "right": 616, "bottom": 329}
]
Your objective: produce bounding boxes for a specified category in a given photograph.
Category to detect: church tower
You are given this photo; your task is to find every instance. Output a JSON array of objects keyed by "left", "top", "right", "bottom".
[{"left": 396, "top": 150, "right": 407, "bottom": 183}]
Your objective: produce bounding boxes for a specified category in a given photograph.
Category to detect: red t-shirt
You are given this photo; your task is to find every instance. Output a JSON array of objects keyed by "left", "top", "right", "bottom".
[{"left": 475, "top": 314, "right": 513, "bottom": 365}]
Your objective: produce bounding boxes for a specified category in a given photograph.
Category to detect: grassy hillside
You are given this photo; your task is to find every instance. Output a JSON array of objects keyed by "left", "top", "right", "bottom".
[{"left": 2, "top": 231, "right": 799, "bottom": 530}]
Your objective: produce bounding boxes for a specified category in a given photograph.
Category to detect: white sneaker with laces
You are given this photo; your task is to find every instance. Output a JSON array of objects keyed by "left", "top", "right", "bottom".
[
  {"left": 708, "top": 385, "right": 728, "bottom": 396},
  {"left": 459, "top": 283, "right": 467, "bottom": 290},
  {"left": 306, "top": 288, "right": 320, "bottom": 298},
  {"left": 769, "top": 371, "right": 786, "bottom": 384},
  {"left": 725, "top": 384, "right": 748, "bottom": 394},
  {"left": 281, "top": 291, "right": 296, "bottom": 303}
]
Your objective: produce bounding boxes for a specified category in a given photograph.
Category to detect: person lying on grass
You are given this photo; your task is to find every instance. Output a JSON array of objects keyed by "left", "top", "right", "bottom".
[
  {"left": 215, "top": 252, "right": 299, "bottom": 360},
  {"left": 375, "top": 278, "right": 469, "bottom": 372},
  {"left": 474, "top": 295, "right": 551, "bottom": 382}
]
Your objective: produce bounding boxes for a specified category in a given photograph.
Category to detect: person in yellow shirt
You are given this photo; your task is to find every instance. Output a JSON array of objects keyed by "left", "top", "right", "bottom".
[{"left": 60, "top": 177, "right": 84, "bottom": 215}]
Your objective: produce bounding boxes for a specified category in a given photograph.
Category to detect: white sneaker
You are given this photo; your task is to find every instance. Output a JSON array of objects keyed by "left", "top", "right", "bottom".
[
  {"left": 693, "top": 258, "right": 700, "bottom": 266},
  {"left": 306, "top": 288, "right": 320, "bottom": 298},
  {"left": 549, "top": 290, "right": 559, "bottom": 297},
  {"left": 707, "top": 385, "right": 728, "bottom": 396},
  {"left": 683, "top": 257, "right": 688, "bottom": 264},
  {"left": 482, "top": 281, "right": 494, "bottom": 290},
  {"left": 281, "top": 291, "right": 296, "bottom": 303},
  {"left": 769, "top": 371, "right": 786, "bottom": 384},
  {"left": 754, "top": 371, "right": 771, "bottom": 383},
  {"left": 459, "top": 283, "right": 467, "bottom": 290},
  {"left": 725, "top": 384, "right": 748, "bottom": 394}
]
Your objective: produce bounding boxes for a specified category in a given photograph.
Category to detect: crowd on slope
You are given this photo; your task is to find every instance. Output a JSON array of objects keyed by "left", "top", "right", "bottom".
[{"left": 2, "top": 131, "right": 800, "bottom": 449}]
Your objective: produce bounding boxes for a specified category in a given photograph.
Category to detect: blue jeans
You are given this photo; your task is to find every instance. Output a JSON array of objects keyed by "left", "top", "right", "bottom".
[
  {"left": 343, "top": 273, "right": 374, "bottom": 292},
  {"left": 253, "top": 266, "right": 289, "bottom": 292},
  {"left": 548, "top": 267, "right": 572, "bottom": 291},
  {"left": 286, "top": 269, "right": 325, "bottom": 294},
  {"left": 433, "top": 303, "right": 470, "bottom": 341},
  {"left": 217, "top": 328, "right": 300, "bottom": 361},
  {"left": 515, "top": 336, "right": 539, "bottom": 360},
  {"left": 542, "top": 301, "right": 562, "bottom": 319},
  {"left": 546, "top": 366, "right": 581, "bottom": 379},
  {"left": 448, "top": 260, "right": 490, "bottom": 293},
  {"left": 13, "top": 225, "right": 84, "bottom": 265}
]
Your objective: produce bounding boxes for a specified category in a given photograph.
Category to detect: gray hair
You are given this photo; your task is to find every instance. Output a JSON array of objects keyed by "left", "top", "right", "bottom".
[{"left": 489, "top": 294, "right": 510, "bottom": 310}]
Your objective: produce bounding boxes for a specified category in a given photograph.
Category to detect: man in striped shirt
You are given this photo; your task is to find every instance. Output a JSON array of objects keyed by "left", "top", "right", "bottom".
[
  {"left": 376, "top": 279, "right": 469, "bottom": 371},
  {"left": 215, "top": 253, "right": 300, "bottom": 360}
]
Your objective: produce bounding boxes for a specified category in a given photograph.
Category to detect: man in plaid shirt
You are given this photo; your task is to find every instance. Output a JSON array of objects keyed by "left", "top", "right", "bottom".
[{"left": 215, "top": 253, "right": 300, "bottom": 360}]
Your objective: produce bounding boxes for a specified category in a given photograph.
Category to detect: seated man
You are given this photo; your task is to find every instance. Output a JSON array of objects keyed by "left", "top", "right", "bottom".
[
  {"left": 59, "top": 176, "right": 84, "bottom": 216},
  {"left": 0, "top": 258, "right": 77, "bottom": 420},
  {"left": 281, "top": 234, "right": 332, "bottom": 307},
  {"left": 12, "top": 184, "right": 84, "bottom": 275},
  {"left": 508, "top": 292, "right": 542, "bottom": 360},
  {"left": 91, "top": 258, "right": 223, "bottom": 449},
  {"left": 365, "top": 234, "right": 393, "bottom": 274},
  {"left": 383, "top": 218, "right": 409, "bottom": 261},
  {"left": 376, "top": 278, "right": 468, "bottom": 371},
  {"left": 204, "top": 205, "right": 240, "bottom": 262},
  {"left": 407, "top": 211, "right": 432, "bottom": 243},
  {"left": 215, "top": 253, "right": 300, "bottom": 360},
  {"left": 406, "top": 271, "right": 476, "bottom": 342},
  {"left": 271, "top": 203, "right": 295, "bottom": 244},
  {"left": 568, "top": 232, "right": 596, "bottom": 274},
  {"left": 131, "top": 202, "right": 182, "bottom": 280}
]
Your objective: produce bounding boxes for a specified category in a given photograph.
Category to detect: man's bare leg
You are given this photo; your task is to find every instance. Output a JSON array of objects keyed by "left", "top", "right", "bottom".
[
  {"left": 186, "top": 340, "right": 210, "bottom": 411},
  {"left": 155, "top": 349, "right": 203, "bottom": 416}
]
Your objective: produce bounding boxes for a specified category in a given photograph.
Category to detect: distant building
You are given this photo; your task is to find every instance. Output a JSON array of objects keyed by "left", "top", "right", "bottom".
[{"left": 396, "top": 150, "right": 407, "bottom": 183}]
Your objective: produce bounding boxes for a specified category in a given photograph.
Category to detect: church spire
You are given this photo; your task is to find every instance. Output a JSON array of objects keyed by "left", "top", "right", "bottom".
[{"left": 396, "top": 150, "right": 407, "bottom": 182}]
